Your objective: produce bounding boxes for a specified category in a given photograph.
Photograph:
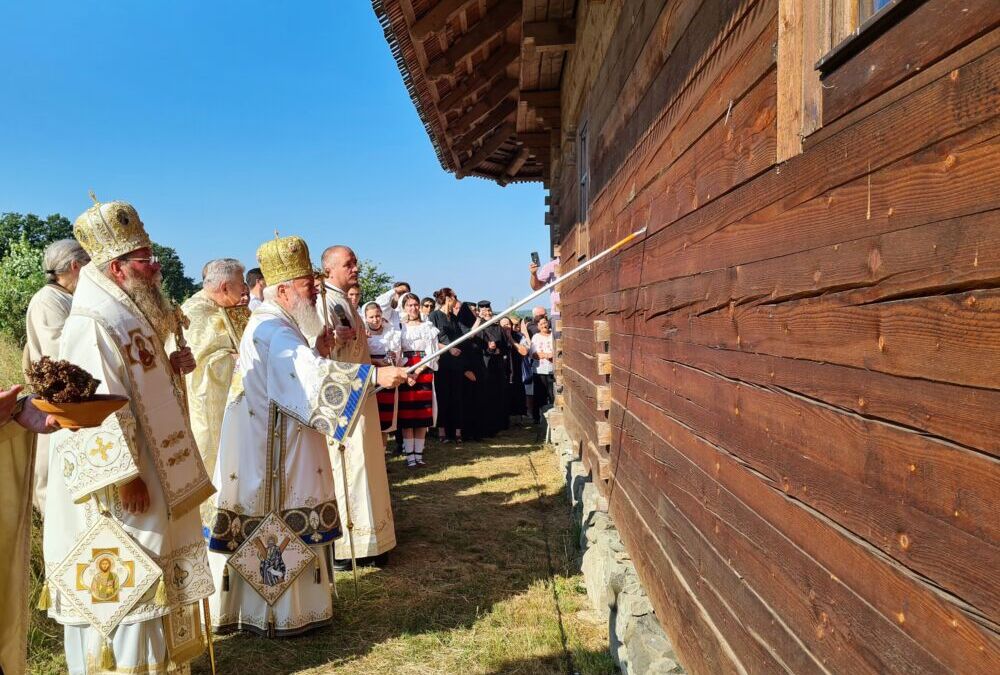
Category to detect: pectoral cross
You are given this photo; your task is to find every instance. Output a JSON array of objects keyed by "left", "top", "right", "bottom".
[{"left": 90, "top": 438, "right": 113, "bottom": 462}]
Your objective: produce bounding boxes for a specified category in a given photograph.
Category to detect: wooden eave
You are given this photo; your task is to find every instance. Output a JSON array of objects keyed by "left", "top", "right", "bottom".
[{"left": 372, "top": 0, "right": 574, "bottom": 186}]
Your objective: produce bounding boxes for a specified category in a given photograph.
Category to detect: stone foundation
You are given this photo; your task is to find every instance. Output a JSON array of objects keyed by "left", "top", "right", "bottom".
[{"left": 548, "top": 411, "right": 685, "bottom": 674}]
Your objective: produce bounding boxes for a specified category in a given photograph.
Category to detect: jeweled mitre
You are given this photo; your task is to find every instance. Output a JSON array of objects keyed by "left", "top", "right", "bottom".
[
  {"left": 257, "top": 235, "right": 313, "bottom": 286},
  {"left": 74, "top": 200, "right": 152, "bottom": 266}
]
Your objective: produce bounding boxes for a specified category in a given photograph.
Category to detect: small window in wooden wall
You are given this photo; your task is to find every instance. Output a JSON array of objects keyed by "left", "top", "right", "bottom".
[
  {"left": 776, "top": 0, "right": 915, "bottom": 160},
  {"left": 859, "top": 0, "right": 895, "bottom": 23},
  {"left": 577, "top": 121, "right": 590, "bottom": 223}
]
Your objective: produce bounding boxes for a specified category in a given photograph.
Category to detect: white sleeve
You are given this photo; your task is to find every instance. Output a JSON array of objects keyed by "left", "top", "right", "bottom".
[
  {"left": 375, "top": 288, "right": 395, "bottom": 315},
  {"left": 424, "top": 325, "right": 440, "bottom": 371},
  {"left": 267, "top": 324, "right": 374, "bottom": 443}
]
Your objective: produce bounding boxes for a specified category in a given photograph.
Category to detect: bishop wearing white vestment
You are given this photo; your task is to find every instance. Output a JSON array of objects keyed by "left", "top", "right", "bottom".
[
  {"left": 206, "top": 236, "right": 408, "bottom": 637},
  {"left": 44, "top": 200, "right": 214, "bottom": 674},
  {"left": 321, "top": 245, "right": 396, "bottom": 562}
]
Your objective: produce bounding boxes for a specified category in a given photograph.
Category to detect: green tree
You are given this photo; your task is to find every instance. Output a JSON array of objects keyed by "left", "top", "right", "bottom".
[
  {"left": 358, "top": 258, "right": 392, "bottom": 304},
  {"left": 0, "top": 212, "right": 73, "bottom": 259},
  {"left": 0, "top": 237, "right": 45, "bottom": 345},
  {"left": 152, "top": 242, "right": 200, "bottom": 304}
]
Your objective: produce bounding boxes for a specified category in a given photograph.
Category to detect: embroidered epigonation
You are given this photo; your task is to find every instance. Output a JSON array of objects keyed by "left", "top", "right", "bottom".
[{"left": 207, "top": 499, "right": 341, "bottom": 552}]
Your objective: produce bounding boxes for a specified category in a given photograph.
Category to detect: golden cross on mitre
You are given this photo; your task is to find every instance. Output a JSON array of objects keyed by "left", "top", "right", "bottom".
[{"left": 89, "top": 189, "right": 100, "bottom": 204}]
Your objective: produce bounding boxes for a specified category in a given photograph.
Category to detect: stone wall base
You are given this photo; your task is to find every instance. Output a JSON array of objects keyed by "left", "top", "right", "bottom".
[{"left": 548, "top": 411, "right": 685, "bottom": 674}]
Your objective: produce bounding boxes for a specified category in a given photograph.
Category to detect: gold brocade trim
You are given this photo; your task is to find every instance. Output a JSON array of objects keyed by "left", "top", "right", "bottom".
[
  {"left": 83, "top": 654, "right": 190, "bottom": 674},
  {"left": 164, "top": 603, "right": 205, "bottom": 665},
  {"left": 70, "top": 273, "right": 215, "bottom": 518},
  {"left": 168, "top": 482, "right": 217, "bottom": 524}
]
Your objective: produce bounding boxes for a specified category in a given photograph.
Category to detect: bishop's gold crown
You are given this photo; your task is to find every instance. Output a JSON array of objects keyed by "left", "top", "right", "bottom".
[
  {"left": 257, "top": 235, "right": 313, "bottom": 286},
  {"left": 73, "top": 199, "right": 152, "bottom": 266}
]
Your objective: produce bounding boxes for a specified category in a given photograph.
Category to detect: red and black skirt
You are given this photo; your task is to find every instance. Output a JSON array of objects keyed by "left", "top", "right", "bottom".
[
  {"left": 371, "top": 354, "right": 399, "bottom": 432},
  {"left": 397, "top": 351, "right": 435, "bottom": 428}
]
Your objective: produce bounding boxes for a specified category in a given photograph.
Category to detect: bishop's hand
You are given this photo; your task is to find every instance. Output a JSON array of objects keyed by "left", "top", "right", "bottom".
[
  {"left": 316, "top": 327, "right": 335, "bottom": 358},
  {"left": 119, "top": 476, "right": 150, "bottom": 514},
  {"left": 377, "top": 366, "right": 413, "bottom": 389},
  {"left": 169, "top": 347, "right": 196, "bottom": 375}
]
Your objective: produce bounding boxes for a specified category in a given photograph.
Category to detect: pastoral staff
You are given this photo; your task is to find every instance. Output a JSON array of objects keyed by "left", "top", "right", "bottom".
[{"left": 44, "top": 198, "right": 215, "bottom": 674}]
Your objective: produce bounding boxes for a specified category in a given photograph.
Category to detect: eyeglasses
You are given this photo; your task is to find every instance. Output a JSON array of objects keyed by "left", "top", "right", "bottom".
[{"left": 121, "top": 255, "right": 160, "bottom": 265}]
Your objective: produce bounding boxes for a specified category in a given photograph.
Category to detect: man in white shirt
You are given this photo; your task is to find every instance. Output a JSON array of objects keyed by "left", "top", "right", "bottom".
[{"left": 246, "top": 266, "right": 265, "bottom": 311}]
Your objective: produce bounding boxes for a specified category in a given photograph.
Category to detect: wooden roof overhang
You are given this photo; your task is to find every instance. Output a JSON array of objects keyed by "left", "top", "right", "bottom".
[{"left": 372, "top": 0, "right": 575, "bottom": 185}]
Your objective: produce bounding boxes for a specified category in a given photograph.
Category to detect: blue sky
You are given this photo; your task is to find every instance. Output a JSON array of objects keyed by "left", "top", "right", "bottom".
[{"left": 0, "top": 1, "right": 548, "bottom": 306}]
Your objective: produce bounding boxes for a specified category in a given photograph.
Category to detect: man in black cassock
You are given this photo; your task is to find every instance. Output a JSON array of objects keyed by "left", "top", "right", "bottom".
[{"left": 478, "top": 300, "right": 510, "bottom": 437}]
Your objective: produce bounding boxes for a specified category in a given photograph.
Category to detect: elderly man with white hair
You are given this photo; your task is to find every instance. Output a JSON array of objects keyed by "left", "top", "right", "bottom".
[
  {"left": 174, "top": 257, "right": 248, "bottom": 476},
  {"left": 208, "top": 235, "right": 409, "bottom": 638},
  {"left": 22, "top": 237, "right": 90, "bottom": 512}
]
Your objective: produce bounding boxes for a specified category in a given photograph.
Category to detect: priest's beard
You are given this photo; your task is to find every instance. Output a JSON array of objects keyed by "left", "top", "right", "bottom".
[
  {"left": 288, "top": 293, "right": 323, "bottom": 338},
  {"left": 120, "top": 269, "right": 176, "bottom": 342}
]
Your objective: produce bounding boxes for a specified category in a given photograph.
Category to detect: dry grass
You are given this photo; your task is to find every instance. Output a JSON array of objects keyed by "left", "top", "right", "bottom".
[
  {"left": 0, "top": 333, "right": 24, "bottom": 388},
  {"left": 28, "top": 424, "right": 614, "bottom": 674}
]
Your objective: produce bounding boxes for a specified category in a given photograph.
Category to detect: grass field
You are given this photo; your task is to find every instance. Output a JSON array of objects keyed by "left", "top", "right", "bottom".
[{"left": 24, "top": 411, "right": 614, "bottom": 674}]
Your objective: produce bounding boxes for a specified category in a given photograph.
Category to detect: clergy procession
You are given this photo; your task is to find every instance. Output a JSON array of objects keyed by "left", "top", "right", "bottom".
[{"left": 0, "top": 196, "right": 559, "bottom": 675}]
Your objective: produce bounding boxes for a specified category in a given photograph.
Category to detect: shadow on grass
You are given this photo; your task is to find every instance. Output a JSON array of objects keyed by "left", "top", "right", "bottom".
[
  {"left": 190, "top": 424, "right": 589, "bottom": 674},
  {"left": 485, "top": 647, "right": 618, "bottom": 675}
]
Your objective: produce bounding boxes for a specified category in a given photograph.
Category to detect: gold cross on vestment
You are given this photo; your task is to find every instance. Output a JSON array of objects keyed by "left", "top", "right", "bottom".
[{"left": 90, "top": 438, "right": 113, "bottom": 461}]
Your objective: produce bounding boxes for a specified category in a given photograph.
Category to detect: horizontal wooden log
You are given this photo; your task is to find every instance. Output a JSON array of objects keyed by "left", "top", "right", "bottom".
[
  {"left": 822, "top": 0, "right": 1000, "bottom": 125},
  {"left": 659, "top": 286, "right": 1000, "bottom": 392},
  {"left": 611, "top": 392, "right": 1000, "bottom": 673},
  {"left": 633, "top": 46, "right": 1000, "bottom": 286},
  {"left": 610, "top": 469, "right": 752, "bottom": 675},
  {"left": 613, "top": 411, "right": 972, "bottom": 674},
  {"left": 625, "top": 330, "right": 1000, "bottom": 457},
  {"left": 623, "top": 358, "right": 1000, "bottom": 616}
]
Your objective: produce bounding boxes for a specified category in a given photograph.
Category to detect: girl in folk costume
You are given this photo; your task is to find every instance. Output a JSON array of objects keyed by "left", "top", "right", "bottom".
[
  {"left": 363, "top": 302, "right": 402, "bottom": 440},
  {"left": 397, "top": 293, "right": 439, "bottom": 467}
]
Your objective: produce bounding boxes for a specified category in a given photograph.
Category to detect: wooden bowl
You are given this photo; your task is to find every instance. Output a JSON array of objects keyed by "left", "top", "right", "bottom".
[{"left": 31, "top": 394, "right": 129, "bottom": 429}]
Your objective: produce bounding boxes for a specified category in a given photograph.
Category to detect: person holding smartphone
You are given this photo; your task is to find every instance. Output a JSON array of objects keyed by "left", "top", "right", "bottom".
[{"left": 528, "top": 246, "right": 561, "bottom": 316}]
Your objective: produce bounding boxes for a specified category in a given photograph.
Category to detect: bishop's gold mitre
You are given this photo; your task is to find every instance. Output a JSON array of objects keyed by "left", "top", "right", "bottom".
[
  {"left": 257, "top": 235, "right": 313, "bottom": 286},
  {"left": 73, "top": 199, "right": 152, "bottom": 266}
]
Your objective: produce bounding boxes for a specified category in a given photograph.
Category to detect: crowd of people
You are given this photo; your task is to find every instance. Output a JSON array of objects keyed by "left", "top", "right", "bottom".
[
  {"left": 0, "top": 196, "right": 560, "bottom": 675},
  {"left": 345, "top": 281, "right": 558, "bottom": 468}
]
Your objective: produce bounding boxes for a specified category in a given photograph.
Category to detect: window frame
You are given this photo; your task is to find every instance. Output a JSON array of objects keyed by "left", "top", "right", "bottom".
[
  {"left": 577, "top": 120, "right": 589, "bottom": 225},
  {"left": 776, "top": 0, "right": 926, "bottom": 160}
]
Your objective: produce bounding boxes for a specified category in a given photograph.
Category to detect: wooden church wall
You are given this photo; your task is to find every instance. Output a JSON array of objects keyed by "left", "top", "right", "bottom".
[{"left": 554, "top": 0, "right": 1000, "bottom": 672}]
